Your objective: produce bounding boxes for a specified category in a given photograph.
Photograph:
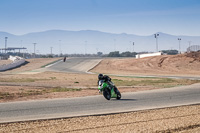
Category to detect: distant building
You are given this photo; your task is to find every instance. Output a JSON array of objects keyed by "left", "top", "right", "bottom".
[
  {"left": 187, "top": 45, "right": 200, "bottom": 52},
  {"left": 0, "top": 47, "right": 27, "bottom": 53},
  {"left": 0, "top": 47, "right": 27, "bottom": 60},
  {"left": 136, "top": 52, "right": 162, "bottom": 59}
]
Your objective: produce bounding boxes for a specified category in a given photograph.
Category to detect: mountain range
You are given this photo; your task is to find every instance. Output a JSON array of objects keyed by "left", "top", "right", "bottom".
[{"left": 0, "top": 30, "right": 200, "bottom": 54}]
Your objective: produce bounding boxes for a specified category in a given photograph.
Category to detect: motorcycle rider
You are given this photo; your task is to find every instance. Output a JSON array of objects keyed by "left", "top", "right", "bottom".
[
  {"left": 98, "top": 74, "right": 104, "bottom": 93},
  {"left": 98, "top": 74, "right": 113, "bottom": 93}
]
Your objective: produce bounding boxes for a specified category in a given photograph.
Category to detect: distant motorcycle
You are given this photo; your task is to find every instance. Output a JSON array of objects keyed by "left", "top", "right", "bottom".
[
  {"left": 63, "top": 56, "right": 66, "bottom": 62},
  {"left": 98, "top": 80, "right": 121, "bottom": 100}
]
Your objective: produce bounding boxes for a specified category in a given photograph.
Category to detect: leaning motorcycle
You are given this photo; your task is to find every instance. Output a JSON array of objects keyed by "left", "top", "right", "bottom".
[{"left": 98, "top": 80, "right": 121, "bottom": 100}]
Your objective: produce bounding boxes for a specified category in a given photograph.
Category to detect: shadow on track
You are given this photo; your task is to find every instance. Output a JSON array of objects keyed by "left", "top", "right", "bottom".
[{"left": 112, "top": 99, "right": 137, "bottom": 101}]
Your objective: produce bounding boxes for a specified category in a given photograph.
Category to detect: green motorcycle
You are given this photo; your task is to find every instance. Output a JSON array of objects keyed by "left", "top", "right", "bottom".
[{"left": 98, "top": 80, "right": 121, "bottom": 100}]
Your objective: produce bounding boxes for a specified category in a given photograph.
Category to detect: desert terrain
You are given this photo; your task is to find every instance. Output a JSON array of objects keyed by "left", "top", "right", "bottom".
[
  {"left": 0, "top": 52, "right": 200, "bottom": 132},
  {"left": 92, "top": 52, "right": 200, "bottom": 76}
]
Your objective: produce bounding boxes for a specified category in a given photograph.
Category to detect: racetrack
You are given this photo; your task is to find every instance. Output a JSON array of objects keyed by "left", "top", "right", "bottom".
[
  {"left": 0, "top": 82, "right": 199, "bottom": 123},
  {"left": 45, "top": 57, "right": 102, "bottom": 73},
  {"left": 46, "top": 57, "right": 200, "bottom": 80},
  {"left": 1, "top": 57, "right": 200, "bottom": 124}
]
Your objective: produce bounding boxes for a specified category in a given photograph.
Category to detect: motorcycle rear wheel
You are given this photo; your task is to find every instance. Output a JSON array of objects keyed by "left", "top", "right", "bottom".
[
  {"left": 116, "top": 91, "right": 121, "bottom": 100},
  {"left": 115, "top": 87, "right": 121, "bottom": 100}
]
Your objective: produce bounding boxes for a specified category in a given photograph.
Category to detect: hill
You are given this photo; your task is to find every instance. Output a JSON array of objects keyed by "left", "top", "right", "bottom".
[
  {"left": 91, "top": 52, "right": 200, "bottom": 76},
  {"left": 0, "top": 30, "right": 200, "bottom": 54}
]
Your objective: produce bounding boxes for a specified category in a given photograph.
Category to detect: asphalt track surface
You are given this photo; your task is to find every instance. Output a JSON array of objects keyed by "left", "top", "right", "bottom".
[
  {"left": 45, "top": 57, "right": 102, "bottom": 73},
  {"left": 0, "top": 57, "right": 200, "bottom": 123}
]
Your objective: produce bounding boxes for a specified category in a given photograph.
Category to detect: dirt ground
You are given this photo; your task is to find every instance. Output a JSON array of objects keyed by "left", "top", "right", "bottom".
[
  {"left": 0, "top": 54, "right": 200, "bottom": 132},
  {"left": 0, "top": 69, "right": 198, "bottom": 103},
  {"left": 91, "top": 52, "right": 200, "bottom": 76},
  {"left": 0, "top": 70, "right": 164, "bottom": 103},
  {"left": 2, "top": 58, "right": 61, "bottom": 73},
  {"left": 0, "top": 60, "right": 13, "bottom": 65}
]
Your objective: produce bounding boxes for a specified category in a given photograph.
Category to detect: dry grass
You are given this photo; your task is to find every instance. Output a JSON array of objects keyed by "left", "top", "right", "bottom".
[
  {"left": 112, "top": 77, "right": 200, "bottom": 88},
  {"left": 0, "top": 71, "right": 199, "bottom": 102}
]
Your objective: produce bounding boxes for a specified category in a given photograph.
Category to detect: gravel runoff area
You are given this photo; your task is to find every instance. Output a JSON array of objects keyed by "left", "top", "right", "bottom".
[{"left": 0, "top": 104, "right": 199, "bottom": 133}]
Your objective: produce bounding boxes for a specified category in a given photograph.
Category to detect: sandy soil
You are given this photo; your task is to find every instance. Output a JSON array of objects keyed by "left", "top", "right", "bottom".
[{"left": 91, "top": 52, "right": 200, "bottom": 76}]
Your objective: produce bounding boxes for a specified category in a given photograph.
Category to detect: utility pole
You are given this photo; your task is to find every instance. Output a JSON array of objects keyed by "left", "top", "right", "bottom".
[
  {"left": 50, "top": 47, "right": 53, "bottom": 55},
  {"left": 133, "top": 42, "right": 135, "bottom": 52},
  {"left": 178, "top": 38, "right": 181, "bottom": 54},
  {"left": 85, "top": 41, "right": 87, "bottom": 55},
  {"left": 59, "top": 40, "right": 62, "bottom": 55},
  {"left": 5, "top": 37, "right": 8, "bottom": 53},
  {"left": 154, "top": 34, "right": 159, "bottom": 52},
  {"left": 33, "top": 43, "right": 37, "bottom": 58}
]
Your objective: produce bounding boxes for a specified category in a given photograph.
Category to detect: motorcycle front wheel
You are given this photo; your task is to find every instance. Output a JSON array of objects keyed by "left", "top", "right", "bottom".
[{"left": 103, "top": 90, "right": 111, "bottom": 100}]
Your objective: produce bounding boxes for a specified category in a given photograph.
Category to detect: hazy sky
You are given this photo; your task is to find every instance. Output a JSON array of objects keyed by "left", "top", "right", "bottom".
[{"left": 1, "top": 0, "right": 200, "bottom": 36}]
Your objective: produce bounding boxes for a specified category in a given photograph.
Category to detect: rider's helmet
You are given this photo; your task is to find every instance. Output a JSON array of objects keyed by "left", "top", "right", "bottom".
[
  {"left": 98, "top": 74, "right": 104, "bottom": 80},
  {"left": 103, "top": 75, "right": 110, "bottom": 82}
]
